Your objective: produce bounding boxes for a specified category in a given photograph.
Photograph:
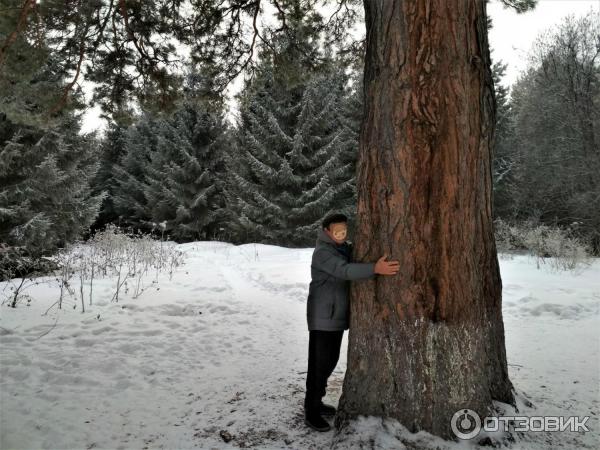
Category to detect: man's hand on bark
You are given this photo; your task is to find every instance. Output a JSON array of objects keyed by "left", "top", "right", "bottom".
[{"left": 374, "top": 254, "right": 400, "bottom": 275}]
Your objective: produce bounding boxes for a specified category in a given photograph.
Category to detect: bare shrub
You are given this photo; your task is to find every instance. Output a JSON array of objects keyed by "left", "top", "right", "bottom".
[
  {"left": 494, "top": 218, "right": 591, "bottom": 271},
  {"left": 2, "top": 224, "right": 186, "bottom": 313}
]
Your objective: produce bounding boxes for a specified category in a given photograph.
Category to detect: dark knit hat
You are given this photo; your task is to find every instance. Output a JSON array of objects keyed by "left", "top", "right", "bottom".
[{"left": 322, "top": 213, "right": 348, "bottom": 230}]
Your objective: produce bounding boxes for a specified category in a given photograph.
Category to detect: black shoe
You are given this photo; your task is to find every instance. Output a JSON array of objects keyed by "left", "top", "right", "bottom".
[
  {"left": 304, "top": 413, "right": 331, "bottom": 432},
  {"left": 319, "top": 402, "right": 336, "bottom": 416}
]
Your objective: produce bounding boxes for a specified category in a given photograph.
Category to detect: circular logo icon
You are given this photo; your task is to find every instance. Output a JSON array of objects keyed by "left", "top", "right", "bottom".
[{"left": 451, "top": 408, "right": 481, "bottom": 440}]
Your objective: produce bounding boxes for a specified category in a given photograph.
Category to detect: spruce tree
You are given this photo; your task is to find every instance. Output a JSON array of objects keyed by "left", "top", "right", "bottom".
[
  {"left": 92, "top": 120, "right": 129, "bottom": 232},
  {"left": 112, "top": 113, "right": 160, "bottom": 232},
  {"left": 0, "top": 114, "right": 105, "bottom": 256},
  {"left": 143, "top": 100, "right": 231, "bottom": 242},
  {"left": 0, "top": 6, "right": 103, "bottom": 263},
  {"left": 112, "top": 69, "right": 231, "bottom": 241},
  {"left": 336, "top": 63, "right": 364, "bottom": 238},
  {"left": 491, "top": 57, "right": 518, "bottom": 220},
  {"left": 227, "top": 18, "right": 360, "bottom": 247}
]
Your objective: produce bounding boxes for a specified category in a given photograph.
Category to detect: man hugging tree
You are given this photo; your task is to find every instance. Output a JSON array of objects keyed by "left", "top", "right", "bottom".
[{"left": 304, "top": 213, "right": 400, "bottom": 432}]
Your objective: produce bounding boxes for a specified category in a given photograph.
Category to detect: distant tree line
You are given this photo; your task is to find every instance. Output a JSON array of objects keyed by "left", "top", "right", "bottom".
[
  {"left": 91, "top": 4, "right": 363, "bottom": 248},
  {"left": 1, "top": 7, "right": 599, "bottom": 272},
  {"left": 491, "top": 13, "right": 600, "bottom": 253}
]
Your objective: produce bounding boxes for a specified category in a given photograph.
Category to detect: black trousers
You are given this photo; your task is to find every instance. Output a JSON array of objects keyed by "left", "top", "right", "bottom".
[{"left": 304, "top": 329, "right": 344, "bottom": 414}]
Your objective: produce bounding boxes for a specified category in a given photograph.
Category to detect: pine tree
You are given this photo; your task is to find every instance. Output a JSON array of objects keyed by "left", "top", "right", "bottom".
[{"left": 0, "top": 4, "right": 84, "bottom": 128}]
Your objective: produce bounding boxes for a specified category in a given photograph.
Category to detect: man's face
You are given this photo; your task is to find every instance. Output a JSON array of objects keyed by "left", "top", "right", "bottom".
[{"left": 326, "top": 222, "right": 347, "bottom": 244}]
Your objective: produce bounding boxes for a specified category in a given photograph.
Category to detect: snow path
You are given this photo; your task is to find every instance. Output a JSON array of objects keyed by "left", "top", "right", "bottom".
[
  {"left": 1, "top": 243, "right": 599, "bottom": 449},
  {"left": 0, "top": 243, "right": 339, "bottom": 449},
  {"left": 497, "top": 255, "right": 600, "bottom": 450}
]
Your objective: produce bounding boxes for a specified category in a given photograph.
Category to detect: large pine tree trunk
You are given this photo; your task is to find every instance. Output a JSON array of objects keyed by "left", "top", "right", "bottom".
[{"left": 335, "top": 0, "right": 515, "bottom": 440}]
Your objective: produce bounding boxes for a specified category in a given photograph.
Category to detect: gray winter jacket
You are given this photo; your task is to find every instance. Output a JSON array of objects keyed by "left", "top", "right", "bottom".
[{"left": 306, "top": 228, "right": 376, "bottom": 331}]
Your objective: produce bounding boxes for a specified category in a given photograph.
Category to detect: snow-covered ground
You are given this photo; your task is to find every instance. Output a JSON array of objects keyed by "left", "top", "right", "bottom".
[{"left": 1, "top": 242, "right": 598, "bottom": 449}]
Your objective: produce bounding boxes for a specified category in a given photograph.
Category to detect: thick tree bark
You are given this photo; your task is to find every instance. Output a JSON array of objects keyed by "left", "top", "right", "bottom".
[{"left": 335, "top": 0, "right": 515, "bottom": 440}]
